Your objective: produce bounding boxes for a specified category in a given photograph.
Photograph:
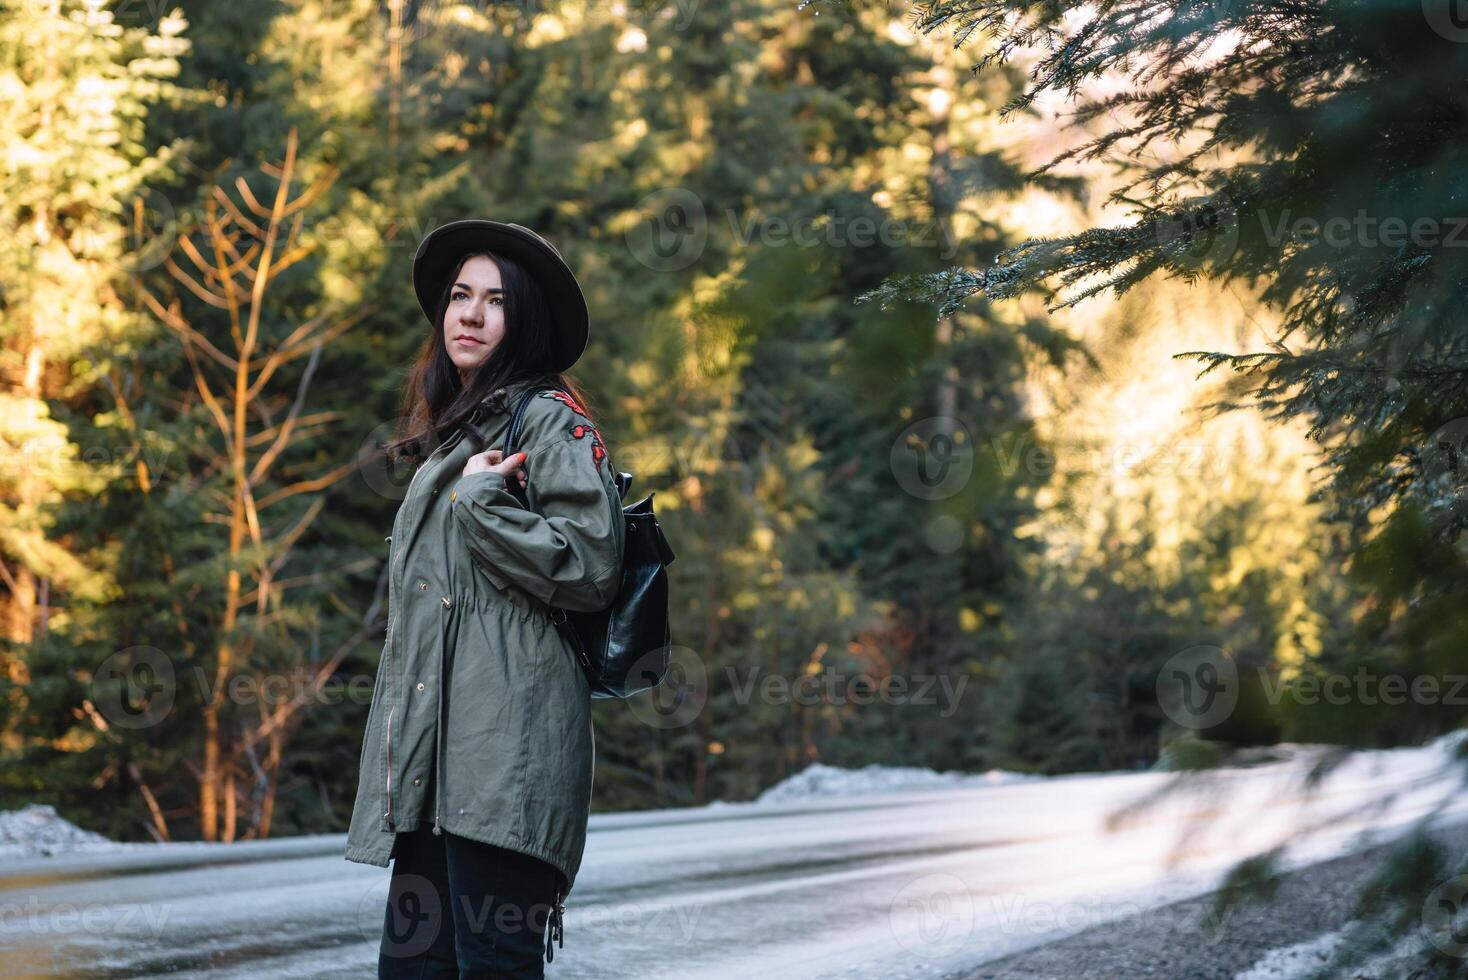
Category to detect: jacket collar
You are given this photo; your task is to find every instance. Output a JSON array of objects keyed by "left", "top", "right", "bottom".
[
  {"left": 477, "top": 381, "right": 561, "bottom": 417},
  {"left": 476, "top": 386, "right": 513, "bottom": 416}
]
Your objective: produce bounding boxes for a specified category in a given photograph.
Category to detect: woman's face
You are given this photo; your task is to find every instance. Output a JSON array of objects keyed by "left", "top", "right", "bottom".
[{"left": 442, "top": 255, "right": 506, "bottom": 375}]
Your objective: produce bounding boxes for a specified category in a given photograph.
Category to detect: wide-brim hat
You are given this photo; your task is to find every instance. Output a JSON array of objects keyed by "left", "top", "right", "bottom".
[{"left": 412, "top": 219, "right": 589, "bottom": 373}]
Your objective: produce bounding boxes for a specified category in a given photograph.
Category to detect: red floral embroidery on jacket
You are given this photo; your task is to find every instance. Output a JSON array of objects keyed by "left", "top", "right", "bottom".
[{"left": 538, "top": 389, "right": 607, "bottom": 471}]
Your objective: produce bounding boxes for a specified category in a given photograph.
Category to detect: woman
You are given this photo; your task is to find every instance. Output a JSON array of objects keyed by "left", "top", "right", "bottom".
[{"left": 345, "top": 220, "right": 625, "bottom": 978}]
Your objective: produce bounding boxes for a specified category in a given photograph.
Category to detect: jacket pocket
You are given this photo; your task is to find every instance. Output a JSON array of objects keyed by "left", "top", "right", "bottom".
[
  {"left": 467, "top": 556, "right": 557, "bottom": 625},
  {"left": 496, "top": 578, "right": 547, "bottom": 617},
  {"left": 356, "top": 645, "right": 388, "bottom": 777}
]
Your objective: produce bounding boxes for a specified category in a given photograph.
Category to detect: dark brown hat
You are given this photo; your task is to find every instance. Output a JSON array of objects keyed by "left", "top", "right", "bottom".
[{"left": 412, "top": 219, "right": 589, "bottom": 373}]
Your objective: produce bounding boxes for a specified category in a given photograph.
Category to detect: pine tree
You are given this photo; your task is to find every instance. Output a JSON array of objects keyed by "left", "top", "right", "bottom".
[
  {"left": 875, "top": 4, "right": 1468, "bottom": 970},
  {"left": 892, "top": 2, "right": 1468, "bottom": 545},
  {"left": 866, "top": 0, "right": 1468, "bottom": 751},
  {"left": 0, "top": 0, "right": 189, "bottom": 645},
  {"left": 0, "top": 0, "right": 190, "bottom": 825}
]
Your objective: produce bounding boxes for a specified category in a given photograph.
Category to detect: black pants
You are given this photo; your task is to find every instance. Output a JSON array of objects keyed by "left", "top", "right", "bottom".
[{"left": 377, "top": 825, "right": 561, "bottom": 979}]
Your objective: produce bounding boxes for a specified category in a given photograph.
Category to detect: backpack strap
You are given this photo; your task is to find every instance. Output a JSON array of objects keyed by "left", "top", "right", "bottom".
[
  {"left": 500, "top": 383, "right": 559, "bottom": 507},
  {"left": 498, "top": 382, "right": 598, "bottom": 679},
  {"left": 503, "top": 383, "right": 558, "bottom": 458}
]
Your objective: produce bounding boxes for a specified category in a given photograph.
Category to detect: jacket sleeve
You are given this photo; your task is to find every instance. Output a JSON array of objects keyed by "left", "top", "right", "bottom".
[{"left": 450, "top": 425, "right": 624, "bottom": 613}]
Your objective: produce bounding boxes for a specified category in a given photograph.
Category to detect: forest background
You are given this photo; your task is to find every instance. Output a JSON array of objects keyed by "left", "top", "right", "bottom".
[{"left": 1, "top": 0, "right": 1461, "bottom": 899}]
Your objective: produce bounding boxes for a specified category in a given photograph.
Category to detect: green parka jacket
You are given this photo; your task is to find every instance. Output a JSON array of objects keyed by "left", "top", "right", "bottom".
[{"left": 344, "top": 383, "right": 624, "bottom": 905}]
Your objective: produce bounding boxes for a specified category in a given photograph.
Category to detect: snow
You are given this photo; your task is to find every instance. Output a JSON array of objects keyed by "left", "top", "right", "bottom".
[
  {"left": 1233, "top": 929, "right": 1429, "bottom": 980},
  {"left": 0, "top": 803, "right": 131, "bottom": 859},
  {"left": 1234, "top": 928, "right": 1344, "bottom": 979},
  {"left": 752, "top": 762, "right": 1045, "bottom": 803},
  {"left": 0, "top": 762, "right": 1047, "bottom": 869},
  {"left": 2, "top": 731, "right": 1460, "bottom": 862},
  {"left": 1432, "top": 728, "right": 1468, "bottom": 755},
  {"left": 3, "top": 732, "right": 1468, "bottom": 978}
]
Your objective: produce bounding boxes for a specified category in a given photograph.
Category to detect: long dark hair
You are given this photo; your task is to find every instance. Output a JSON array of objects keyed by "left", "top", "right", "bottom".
[{"left": 386, "top": 249, "right": 599, "bottom": 466}]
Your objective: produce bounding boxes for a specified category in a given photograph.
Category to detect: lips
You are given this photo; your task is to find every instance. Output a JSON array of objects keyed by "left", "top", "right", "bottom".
[{"left": 454, "top": 335, "right": 484, "bottom": 346}]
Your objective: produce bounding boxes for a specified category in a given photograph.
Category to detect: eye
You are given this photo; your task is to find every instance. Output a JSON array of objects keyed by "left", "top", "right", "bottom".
[
  {"left": 451, "top": 289, "right": 468, "bottom": 301},
  {"left": 489, "top": 295, "right": 504, "bottom": 306}
]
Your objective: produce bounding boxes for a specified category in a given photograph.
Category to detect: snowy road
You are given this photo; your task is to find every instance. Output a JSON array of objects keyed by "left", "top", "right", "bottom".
[{"left": 3, "top": 739, "right": 1466, "bottom": 979}]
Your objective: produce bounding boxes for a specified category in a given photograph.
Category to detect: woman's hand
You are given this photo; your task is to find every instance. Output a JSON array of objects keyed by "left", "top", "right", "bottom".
[{"left": 462, "top": 448, "right": 528, "bottom": 489}]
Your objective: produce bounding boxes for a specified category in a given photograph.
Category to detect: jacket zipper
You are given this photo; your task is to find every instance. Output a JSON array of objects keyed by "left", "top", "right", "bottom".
[
  {"left": 433, "top": 594, "right": 453, "bottom": 835},
  {"left": 429, "top": 423, "right": 473, "bottom": 836},
  {"left": 385, "top": 618, "right": 395, "bottom": 829}
]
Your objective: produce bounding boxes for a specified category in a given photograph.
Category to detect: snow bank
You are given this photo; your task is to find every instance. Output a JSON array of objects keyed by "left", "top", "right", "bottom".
[
  {"left": 0, "top": 803, "right": 127, "bottom": 858},
  {"left": 1234, "top": 929, "right": 1429, "bottom": 980},
  {"left": 752, "top": 762, "right": 1043, "bottom": 804},
  {"left": 1430, "top": 728, "right": 1468, "bottom": 756},
  {"left": 1234, "top": 928, "right": 1344, "bottom": 979},
  {"left": 743, "top": 730, "right": 1468, "bottom": 806}
]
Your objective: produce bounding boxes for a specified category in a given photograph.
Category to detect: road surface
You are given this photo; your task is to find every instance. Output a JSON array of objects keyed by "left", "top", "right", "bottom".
[{"left": 2, "top": 739, "right": 1465, "bottom": 979}]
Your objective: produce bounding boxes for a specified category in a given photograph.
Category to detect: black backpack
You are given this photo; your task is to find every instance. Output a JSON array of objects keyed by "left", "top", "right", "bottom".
[{"left": 501, "top": 384, "right": 675, "bottom": 699}]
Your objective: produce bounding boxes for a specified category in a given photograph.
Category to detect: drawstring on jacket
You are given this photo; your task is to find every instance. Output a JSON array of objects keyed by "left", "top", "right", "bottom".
[{"left": 544, "top": 884, "right": 565, "bottom": 962}]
